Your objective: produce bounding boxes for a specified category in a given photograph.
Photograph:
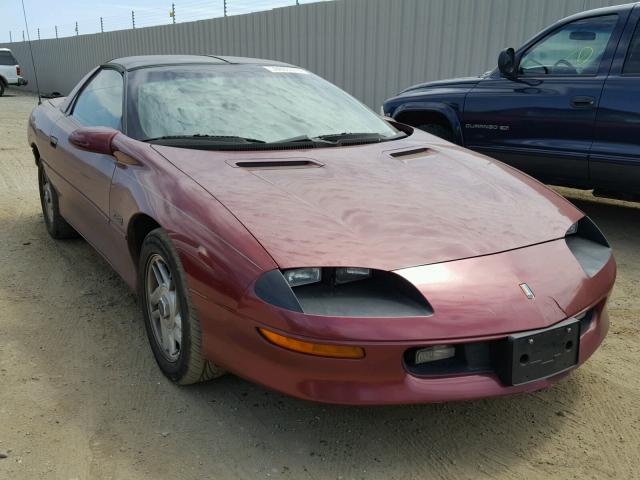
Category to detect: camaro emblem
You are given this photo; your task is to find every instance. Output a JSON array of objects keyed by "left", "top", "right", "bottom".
[{"left": 519, "top": 283, "right": 535, "bottom": 299}]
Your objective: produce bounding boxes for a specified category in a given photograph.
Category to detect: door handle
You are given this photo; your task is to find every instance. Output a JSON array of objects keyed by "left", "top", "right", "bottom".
[
  {"left": 49, "top": 135, "right": 58, "bottom": 148},
  {"left": 570, "top": 96, "right": 595, "bottom": 109}
]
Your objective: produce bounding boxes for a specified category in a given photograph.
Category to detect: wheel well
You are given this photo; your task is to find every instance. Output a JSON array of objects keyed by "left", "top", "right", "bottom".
[
  {"left": 128, "top": 214, "right": 161, "bottom": 266},
  {"left": 395, "top": 110, "right": 453, "bottom": 132}
]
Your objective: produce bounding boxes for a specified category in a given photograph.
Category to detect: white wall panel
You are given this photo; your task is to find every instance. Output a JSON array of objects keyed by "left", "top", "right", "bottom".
[{"left": 1, "top": 0, "right": 626, "bottom": 108}]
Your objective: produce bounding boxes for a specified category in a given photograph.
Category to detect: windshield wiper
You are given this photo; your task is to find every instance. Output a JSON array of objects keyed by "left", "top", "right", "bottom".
[
  {"left": 274, "top": 132, "right": 406, "bottom": 146},
  {"left": 143, "top": 134, "right": 266, "bottom": 144},
  {"left": 317, "top": 132, "right": 386, "bottom": 142},
  {"left": 322, "top": 132, "right": 408, "bottom": 143},
  {"left": 273, "top": 135, "right": 335, "bottom": 145}
]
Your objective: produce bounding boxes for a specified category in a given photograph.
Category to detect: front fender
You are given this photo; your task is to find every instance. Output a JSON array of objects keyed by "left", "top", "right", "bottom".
[
  {"left": 392, "top": 102, "right": 464, "bottom": 144},
  {"left": 110, "top": 136, "right": 277, "bottom": 300}
]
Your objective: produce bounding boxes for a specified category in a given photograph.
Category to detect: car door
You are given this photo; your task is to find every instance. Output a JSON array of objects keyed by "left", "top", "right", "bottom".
[
  {"left": 590, "top": 7, "right": 640, "bottom": 195},
  {"left": 49, "top": 67, "right": 124, "bottom": 257},
  {"left": 463, "top": 13, "right": 625, "bottom": 187}
]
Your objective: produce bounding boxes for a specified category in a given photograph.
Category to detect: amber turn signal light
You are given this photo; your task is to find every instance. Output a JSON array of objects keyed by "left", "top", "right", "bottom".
[{"left": 258, "top": 328, "right": 365, "bottom": 359}]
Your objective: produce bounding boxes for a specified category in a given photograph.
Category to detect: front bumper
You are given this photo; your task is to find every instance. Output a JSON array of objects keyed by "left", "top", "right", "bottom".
[
  {"left": 192, "top": 238, "right": 615, "bottom": 405},
  {"left": 195, "top": 295, "right": 609, "bottom": 404}
]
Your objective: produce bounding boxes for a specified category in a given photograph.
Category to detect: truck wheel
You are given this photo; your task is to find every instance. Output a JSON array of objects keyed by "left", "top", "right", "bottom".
[
  {"left": 38, "top": 164, "right": 79, "bottom": 239},
  {"left": 417, "top": 123, "right": 455, "bottom": 143},
  {"left": 139, "top": 228, "right": 226, "bottom": 385},
  {"left": 0, "top": 82, "right": 5, "bottom": 97}
]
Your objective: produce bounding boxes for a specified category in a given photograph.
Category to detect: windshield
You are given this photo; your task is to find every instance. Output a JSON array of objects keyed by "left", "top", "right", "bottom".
[{"left": 127, "top": 64, "right": 398, "bottom": 146}]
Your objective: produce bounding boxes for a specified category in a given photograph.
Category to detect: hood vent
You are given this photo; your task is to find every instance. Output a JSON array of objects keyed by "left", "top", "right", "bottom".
[
  {"left": 389, "top": 148, "right": 431, "bottom": 160},
  {"left": 231, "top": 158, "right": 323, "bottom": 169}
]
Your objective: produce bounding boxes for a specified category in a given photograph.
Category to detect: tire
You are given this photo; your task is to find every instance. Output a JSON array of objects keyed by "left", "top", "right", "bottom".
[
  {"left": 38, "top": 163, "right": 79, "bottom": 239},
  {"left": 139, "top": 228, "right": 225, "bottom": 385},
  {"left": 0, "top": 82, "right": 5, "bottom": 97},
  {"left": 417, "top": 123, "right": 455, "bottom": 143}
]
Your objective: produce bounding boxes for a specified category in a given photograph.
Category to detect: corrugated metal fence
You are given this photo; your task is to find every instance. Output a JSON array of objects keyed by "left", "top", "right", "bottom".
[{"left": 0, "top": 0, "right": 627, "bottom": 109}]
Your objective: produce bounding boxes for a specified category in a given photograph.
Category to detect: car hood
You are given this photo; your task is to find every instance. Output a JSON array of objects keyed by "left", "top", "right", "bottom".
[
  {"left": 400, "top": 76, "right": 482, "bottom": 94},
  {"left": 152, "top": 133, "right": 582, "bottom": 271}
]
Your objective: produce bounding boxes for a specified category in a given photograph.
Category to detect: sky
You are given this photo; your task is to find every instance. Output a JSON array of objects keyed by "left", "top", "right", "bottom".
[{"left": 1, "top": 0, "right": 329, "bottom": 42}]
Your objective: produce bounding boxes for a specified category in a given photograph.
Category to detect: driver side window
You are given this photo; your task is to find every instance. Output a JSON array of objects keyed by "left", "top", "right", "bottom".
[
  {"left": 72, "top": 69, "right": 124, "bottom": 130},
  {"left": 519, "top": 15, "right": 617, "bottom": 76}
]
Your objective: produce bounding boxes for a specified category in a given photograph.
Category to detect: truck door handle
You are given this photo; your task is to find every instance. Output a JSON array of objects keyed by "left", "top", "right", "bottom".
[
  {"left": 49, "top": 135, "right": 58, "bottom": 148},
  {"left": 571, "top": 96, "right": 595, "bottom": 108}
]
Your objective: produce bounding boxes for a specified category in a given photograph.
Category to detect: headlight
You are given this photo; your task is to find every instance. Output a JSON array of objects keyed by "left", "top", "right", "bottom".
[
  {"left": 282, "top": 267, "right": 371, "bottom": 287},
  {"left": 256, "top": 268, "right": 433, "bottom": 317},
  {"left": 282, "top": 267, "right": 321, "bottom": 287},
  {"left": 335, "top": 267, "right": 371, "bottom": 284},
  {"left": 566, "top": 222, "right": 579, "bottom": 236}
]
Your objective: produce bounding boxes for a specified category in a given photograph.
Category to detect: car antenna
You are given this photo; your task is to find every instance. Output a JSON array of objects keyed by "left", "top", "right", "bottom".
[{"left": 20, "top": 0, "right": 41, "bottom": 105}]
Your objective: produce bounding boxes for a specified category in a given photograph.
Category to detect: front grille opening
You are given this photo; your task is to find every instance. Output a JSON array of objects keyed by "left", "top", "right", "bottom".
[
  {"left": 404, "top": 342, "right": 494, "bottom": 377},
  {"left": 404, "top": 309, "right": 595, "bottom": 379}
]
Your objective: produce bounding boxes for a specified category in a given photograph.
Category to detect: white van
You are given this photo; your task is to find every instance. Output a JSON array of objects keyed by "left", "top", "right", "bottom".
[{"left": 0, "top": 48, "right": 28, "bottom": 96}]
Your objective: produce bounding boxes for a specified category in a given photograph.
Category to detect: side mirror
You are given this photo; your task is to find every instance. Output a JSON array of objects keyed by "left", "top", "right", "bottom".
[
  {"left": 69, "top": 127, "right": 118, "bottom": 155},
  {"left": 498, "top": 47, "right": 518, "bottom": 80}
]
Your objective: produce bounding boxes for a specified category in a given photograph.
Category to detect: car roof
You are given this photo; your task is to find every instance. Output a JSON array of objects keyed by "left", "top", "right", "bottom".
[
  {"left": 105, "top": 54, "right": 294, "bottom": 71},
  {"left": 0, "top": 48, "right": 12, "bottom": 52}
]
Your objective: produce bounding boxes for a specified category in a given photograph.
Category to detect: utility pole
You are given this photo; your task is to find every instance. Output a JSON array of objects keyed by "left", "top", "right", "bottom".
[
  {"left": 171, "top": 3, "right": 176, "bottom": 24},
  {"left": 9, "top": 31, "right": 12, "bottom": 43},
  {"left": 224, "top": 0, "right": 227, "bottom": 17},
  {"left": 37, "top": 28, "right": 40, "bottom": 40},
  {"left": 75, "top": 21, "right": 78, "bottom": 36},
  {"left": 100, "top": 17, "right": 104, "bottom": 33},
  {"left": 132, "top": 11, "right": 136, "bottom": 29},
  {"left": 55, "top": 25, "right": 58, "bottom": 39},
  {"left": 22, "top": 30, "right": 25, "bottom": 42}
]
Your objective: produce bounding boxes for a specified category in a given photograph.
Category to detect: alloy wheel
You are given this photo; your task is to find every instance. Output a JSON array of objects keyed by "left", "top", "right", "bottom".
[{"left": 145, "top": 254, "right": 182, "bottom": 362}]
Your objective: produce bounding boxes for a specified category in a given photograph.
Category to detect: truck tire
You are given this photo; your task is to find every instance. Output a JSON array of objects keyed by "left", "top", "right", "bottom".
[
  {"left": 417, "top": 123, "right": 455, "bottom": 143},
  {"left": 0, "top": 81, "right": 5, "bottom": 97},
  {"left": 139, "top": 228, "right": 226, "bottom": 385}
]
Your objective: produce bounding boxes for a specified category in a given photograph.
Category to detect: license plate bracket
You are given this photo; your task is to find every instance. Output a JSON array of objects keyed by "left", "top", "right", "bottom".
[{"left": 496, "top": 318, "right": 580, "bottom": 386}]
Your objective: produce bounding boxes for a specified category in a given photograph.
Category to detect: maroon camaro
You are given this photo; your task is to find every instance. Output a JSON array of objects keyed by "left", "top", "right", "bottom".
[{"left": 27, "top": 55, "right": 616, "bottom": 404}]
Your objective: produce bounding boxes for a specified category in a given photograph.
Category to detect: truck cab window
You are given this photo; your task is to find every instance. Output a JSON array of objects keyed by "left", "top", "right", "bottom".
[
  {"left": 623, "top": 22, "right": 640, "bottom": 75},
  {"left": 519, "top": 15, "right": 617, "bottom": 76}
]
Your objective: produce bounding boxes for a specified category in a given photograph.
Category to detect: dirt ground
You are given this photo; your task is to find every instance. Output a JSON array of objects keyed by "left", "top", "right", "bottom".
[{"left": 0, "top": 90, "right": 638, "bottom": 480}]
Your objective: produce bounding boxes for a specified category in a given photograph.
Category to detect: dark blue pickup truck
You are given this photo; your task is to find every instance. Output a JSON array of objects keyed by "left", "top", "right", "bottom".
[{"left": 383, "top": 3, "right": 640, "bottom": 199}]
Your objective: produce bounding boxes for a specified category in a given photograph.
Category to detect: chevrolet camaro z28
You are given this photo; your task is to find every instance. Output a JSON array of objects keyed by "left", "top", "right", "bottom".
[{"left": 27, "top": 55, "right": 616, "bottom": 405}]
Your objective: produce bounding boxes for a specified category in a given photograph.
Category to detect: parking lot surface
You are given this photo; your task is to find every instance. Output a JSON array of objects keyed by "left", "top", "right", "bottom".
[{"left": 1, "top": 91, "right": 638, "bottom": 479}]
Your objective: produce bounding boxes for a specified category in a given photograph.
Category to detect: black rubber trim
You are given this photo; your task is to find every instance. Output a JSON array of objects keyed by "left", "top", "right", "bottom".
[{"left": 254, "top": 270, "right": 303, "bottom": 313}]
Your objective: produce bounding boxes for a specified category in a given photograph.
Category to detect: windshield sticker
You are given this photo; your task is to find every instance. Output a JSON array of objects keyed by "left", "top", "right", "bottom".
[{"left": 263, "top": 66, "right": 310, "bottom": 74}]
